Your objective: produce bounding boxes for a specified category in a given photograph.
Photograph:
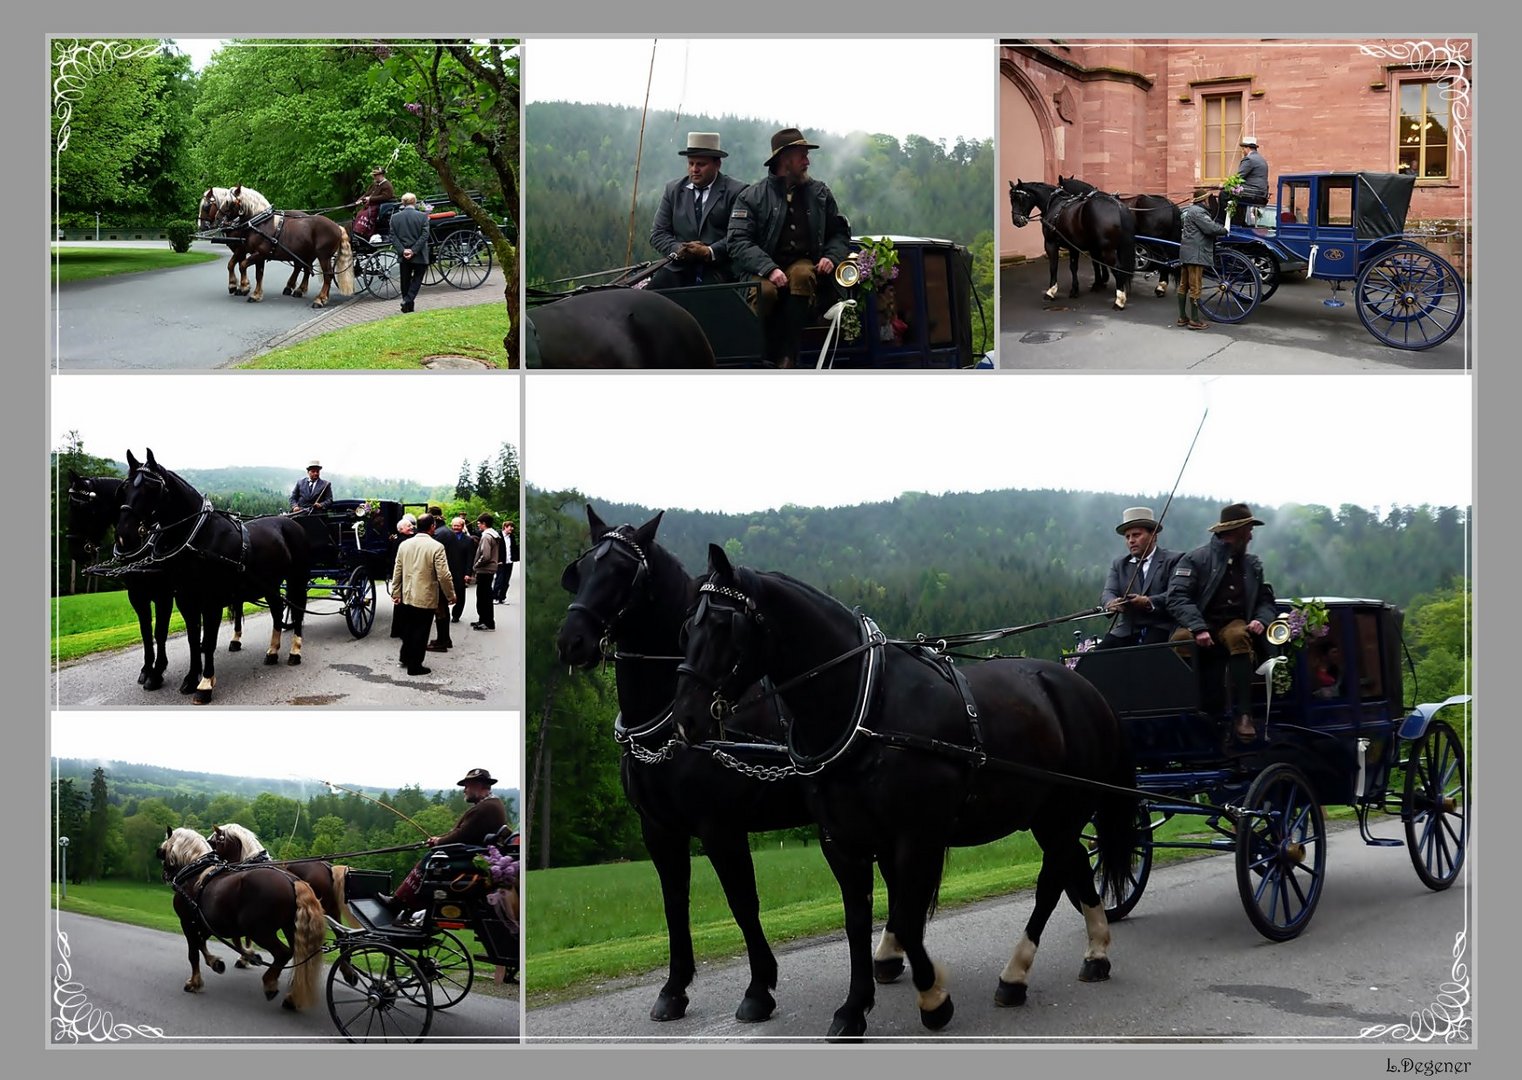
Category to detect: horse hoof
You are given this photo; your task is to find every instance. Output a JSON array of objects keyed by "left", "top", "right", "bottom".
[
  {"left": 144, "top": 672, "right": 164, "bottom": 691},
  {"left": 228, "top": 641, "right": 241, "bottom": 652},
  {"left": 1079, "top": 957, "right": 1112, "bottom": 983},
  {"left": 264, "top": 989, "right": 278, "bottom": 1001},
  {"left": 210, "top": 958, "right": 225, "bottom": 974},
  {"left": 264, "top": 653, "right": 279, "bottom": 666},
  {"left": 994, "top": 979, "right": 1028, "bottom": 1008},
  {"left": 920, "top": 995, "right": 955, "bottom": 1031},
  {"left": 246, "top": 296, "right": 259, "bottom": 304},
  {"left": 287, "top": 654, "right": 301, "bottom": 666},
  {"left": 282, "top": 287, "right": 294, "bottom": 296},
  {"left": 179, "top": 675, "right": 196, "bottom": 694},
  {"left": 310, "top": 300, "right": 326, "bottom": 309},
  {"left": 649, "top": 992, "right": 689, "bottom": 1022},
  {"left": 735, "top": 992, "right": 776, "bottom": 1023},
  {"left": 826, "top": 1012, "right": 868, "bottom": 1041},
  {"left": 137, "top": 670, "right": 149, "bottom": 685},
  {"left": 873, "top": 957, "right": 905, "bottom": 984},
  {"left": 193, "top": 690, "right": 213, "bottom": 705},
  {"left": 282, "top": 997, "right": 297, "bottom": 1011},
  {"left": 234, "top": 959, "right": 248, "bottom": 970},
  {"left": 183, "top": 983, "right": 197, "bottom": 993}
]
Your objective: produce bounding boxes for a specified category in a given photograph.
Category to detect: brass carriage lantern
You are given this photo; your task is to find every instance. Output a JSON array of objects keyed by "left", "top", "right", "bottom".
[{"left": 834, "top": 253, "right": 863, "bottom": 290}]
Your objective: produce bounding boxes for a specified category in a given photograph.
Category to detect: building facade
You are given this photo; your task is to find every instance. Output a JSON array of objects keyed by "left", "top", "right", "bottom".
[{"left": 999, "top": 39, "right": 1472, "bottom": 264}]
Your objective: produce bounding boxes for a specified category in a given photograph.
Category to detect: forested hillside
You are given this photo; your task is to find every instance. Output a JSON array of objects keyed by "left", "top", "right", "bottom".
[{"left": 525, "top": 484, "right": 1469, "bottom": 869}]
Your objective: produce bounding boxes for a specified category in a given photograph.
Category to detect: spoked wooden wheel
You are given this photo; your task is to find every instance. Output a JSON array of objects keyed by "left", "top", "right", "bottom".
[
  {"left": 343, "top": 566, "right": 375, "bottom": 639},
  {"left": 416, "top": 928, "right": 475, "bottom": 1010},
  {"left": 1234, "top": 763, "right": 1326, "bottom": 941},
  {"left": 1078, "top": 802, "right": 1154, "bottom": 921},
  {"left": 1404, "top": 719, "right": 1467, "bottom": 890},
  {"left": 362, "top": 249, "right": 402, "bottom": 301},
  {"left": 439, "top": 232, "right": 494, "bottom": 289},
  {"left": 1200, "top": 248, "right": 1261, "bottom": 324},
  {"left": 327, "top": 942, "right": 434, "bottom": 1043},
  {"left": 1355, "top": 244, "right": 1465, "bottom": 351}
]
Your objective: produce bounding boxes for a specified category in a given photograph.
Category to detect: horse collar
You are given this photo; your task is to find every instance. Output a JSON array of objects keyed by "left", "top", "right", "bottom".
[{"left": 786, "top": 612, "right": 886, "bottom": 776}]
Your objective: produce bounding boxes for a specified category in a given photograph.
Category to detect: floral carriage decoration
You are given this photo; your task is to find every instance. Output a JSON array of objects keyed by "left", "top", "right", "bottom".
[
  {"left": 473, "top": 844, "right": 519, "bottom": 930},
  {"left": 1268, "top": 599, "right": 1331, "bottom": 694},
  {"left": 838, "top": 236, "right": 903, "bottom": 343}
]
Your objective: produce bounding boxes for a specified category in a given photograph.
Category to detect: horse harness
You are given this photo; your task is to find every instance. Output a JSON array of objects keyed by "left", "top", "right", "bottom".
[
  {"left": 92, "top": 485, "right": 252, "bottom": 578},
  {"left": 234, "top": 207, "right": 317, "bottom": 275},
  {"left": 167, "top": 851, "right": 299, "bottom": 942}
]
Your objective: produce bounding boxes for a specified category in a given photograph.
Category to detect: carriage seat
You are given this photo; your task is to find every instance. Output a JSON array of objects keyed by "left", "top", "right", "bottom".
[
  {"left": 1279, "top": 211, "right": 1297, "bottom": 224},
  {"left": 374, "top": 202, "right": 401, "bottom": 232}
]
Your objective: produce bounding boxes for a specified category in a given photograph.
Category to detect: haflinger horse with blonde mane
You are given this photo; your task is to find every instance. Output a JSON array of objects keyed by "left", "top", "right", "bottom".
[
  {"left": 208, "top": 823, "right": 352, "bottom": 937},
  {"left": 197, "top": 186, "right": 277, "bottom": 297},
  {"left": 214, "top": 185, "right": 354, "bottom": 307},
  {"left": 156, "top": 827, "right": 326, "bottom": 1010}
]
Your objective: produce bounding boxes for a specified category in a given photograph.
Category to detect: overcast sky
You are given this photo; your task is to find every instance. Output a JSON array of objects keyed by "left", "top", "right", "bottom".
[
  {"left": 52, "top": 711, "right": 520, "bottom": 795},
  {"left": 526, "top": 373, "right": 1472, "bottom": 515},
  {"left": 52, "top": 375, "right": 519, "bottom": 485},
  {"left": 526, "top": 38, "right": 993, "bottom": 147}
]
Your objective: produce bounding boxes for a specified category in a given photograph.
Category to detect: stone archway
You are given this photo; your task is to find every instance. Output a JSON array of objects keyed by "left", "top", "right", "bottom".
[{"left": 1000, "top": 62, "right": 1055, "bottom": 264}]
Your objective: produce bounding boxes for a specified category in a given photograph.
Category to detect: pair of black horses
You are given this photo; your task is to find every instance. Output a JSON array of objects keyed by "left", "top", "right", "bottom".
[
  {"left": 556, "top": 506, "right": 1138, "bottom": 1039},
  {"left": 1008, "top": 176, "right": 1186, "bottom": 311},
  {"left": 67, "top": 450, "right": 309, "bottom": 705}
]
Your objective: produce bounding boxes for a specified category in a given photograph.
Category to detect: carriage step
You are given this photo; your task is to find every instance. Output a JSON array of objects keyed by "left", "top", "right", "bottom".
[{"left": 1363, "top": 838, "right": 1405, "bottom": 848}]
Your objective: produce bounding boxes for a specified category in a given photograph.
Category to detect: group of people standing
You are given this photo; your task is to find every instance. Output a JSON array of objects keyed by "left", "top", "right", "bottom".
[
  {"left": 1094, "top": 499, "right": 1277, "bottom": 743},
  {"left": 389, "top": 508, "right": 518, "bottom": 677},
  {"left": 649, "top": 127, "right": 852, "bottom": 368}
]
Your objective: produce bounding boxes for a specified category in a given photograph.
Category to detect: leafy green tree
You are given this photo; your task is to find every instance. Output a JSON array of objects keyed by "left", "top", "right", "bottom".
[
  {"left": 455, "top": 459, "right": 475, "bottom": 501},
  {"left": 82, "top": 767, "right": 110, "bottom": 882},
  {"left": 495, "top": 443, "right": 521, "bottom": 514},
  {"left": 1405, "top": 578, "right": 1471, "bottom": 704},
  {"left": 122, "top": 797, "right": 180, "bottom": 882}
]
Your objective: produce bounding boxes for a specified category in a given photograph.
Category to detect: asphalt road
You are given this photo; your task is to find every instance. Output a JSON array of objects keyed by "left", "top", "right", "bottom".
[
  {"left": 55, "top": 248, "right": 359, "bottom": 370},
  {"left": 999, "top": 261, "right": 1467, "bottom": 371},
  {"left": 51, "top": 911, "right": 518, "bottom": 1042},
  {"left": 527, "top": 826, "right": 1468, "bottom": 1043},
  {"left": 55, "top": 568, "right": 522, "bottom": 709}
]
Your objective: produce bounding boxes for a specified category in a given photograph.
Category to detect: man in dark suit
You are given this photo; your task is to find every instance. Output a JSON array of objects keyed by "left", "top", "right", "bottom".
[
  {"left": 443, "top": 515, "right": 474, "bottom": 625},
  {"left": 1094, "top": 506, "right": 1180, "bottom": 650},
  {"left": 390, "top": 192, "right": 430, "bottom": 314},
  {"left": 649, "top": 132, "right": 748, "bottom": 289}
]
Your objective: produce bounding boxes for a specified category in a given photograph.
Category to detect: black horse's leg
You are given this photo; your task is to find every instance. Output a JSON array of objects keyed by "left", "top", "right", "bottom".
[
  {"left": 820, "top": 834, "right": 876, "bottom": 1040},
  {"left": 1042, "top": 239, "right": 1062, "bottom": 301},
  {"left": 130, "top": 585, "right": 153, "bottom": 686},
  {"left": 995, "top": 823, "right": 1070, "bottom": 1007},
  {"left": 178, "top": 595, "right": 202, "bottom": 695},
  {"left": 286, "top": 569, "right": 306, "bottom": 666},
  {"left": 1054, "top": 827, "right": 1113, "bottom": 984},
  {"left": 1090, "top": 256, "right": 1109, "bottom": 293},
  {"left": 641, "top": 814, "right": 696, "bottom": 1021},
  {"left": 193, "top": 605, "right": 220, "bottom": 705},
  {"left": 1067, "top": 246, "right": 1082, "bottom": 298},
  {"left": 873, "top": 859, "right": 906, "bottom": 984},
  {"left": 702, "top": 829, "right": 778, "bottom": 1023},
  {"left": 146, "top": 585, "right": 170, "bottom": 690},
  {"left": 227, "top": 603, "right": 243, "bottom": 652},
  {"left": 886, "top": 840, "right": 955, "bottom": 1033}
]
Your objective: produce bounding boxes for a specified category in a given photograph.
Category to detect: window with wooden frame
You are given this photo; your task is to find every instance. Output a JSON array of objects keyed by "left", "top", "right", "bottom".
[
  {"left": 1200, "top": 92, "right": 1244, "bottom": 184},
  {"left": 1397, "top": 79, "right": 1453, "bottom": 180}
]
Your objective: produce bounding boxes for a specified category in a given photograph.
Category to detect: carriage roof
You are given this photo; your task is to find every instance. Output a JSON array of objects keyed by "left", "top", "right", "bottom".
[{"left": 1277, "top": 172, "right": 1415, "bottom": 238}]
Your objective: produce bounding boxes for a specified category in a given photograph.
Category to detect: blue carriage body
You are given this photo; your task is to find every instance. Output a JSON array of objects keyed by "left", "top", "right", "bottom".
[{"left": 1232, "top": 171, "right": 1418, "bottom": 283}]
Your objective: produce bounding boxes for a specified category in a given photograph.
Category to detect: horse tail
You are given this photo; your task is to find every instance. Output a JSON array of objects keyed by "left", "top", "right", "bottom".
[
  {"left": 334, "top": 231, "right": 356, "bottom": 296},
  {"left": 287, "top": 879, "right": 325, "bottom": 1010},
  {"left": 330, "top": 864, "right": 351, "bottom": 928},
  {"left": 1091, "top": 711, "right": 1139, "bottom": 907}
]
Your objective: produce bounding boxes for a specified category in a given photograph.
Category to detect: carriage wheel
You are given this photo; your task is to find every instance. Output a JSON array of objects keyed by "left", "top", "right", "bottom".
[
  {"left": 1199, "top": 249, "right": 1261, "bottom": 324},
  {"left": 1078, "top": 802, "right": 1154, "bottom": 922},
  {"left": 326, "top": 942, "right": 434, "bottom": 1043},
  {"left": 1234, "top": 763, "right": 1326, "bottom": 942},
  {"left": 1403, "top": 719, "right": 1467, "bottom": 890},
  {"left": 439, "top": 232, "right": 494, "bottom": 290},
  {"left": 416, "top": 929, "right": 475, "bottom": 1010},
  {"left": 1355, "top": 245, "right": 1465, "bottom": 351},
  {"left": 364, "top": 249, "right": 403, "bottom": 301},
  {"left": 1247, "top": 252, "right": 1281, "bottom": 302},
  {"left": 343, "top": 566, "right": 376, "bottom": 639}
]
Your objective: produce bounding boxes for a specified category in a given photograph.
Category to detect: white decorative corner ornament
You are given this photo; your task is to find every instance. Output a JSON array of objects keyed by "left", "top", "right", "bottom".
[
  {"left": 53, "top": 39, "right": 164, "bottom": 153},
  {"left": 1359, "top": 930, "right": 1471, "bottom": 1043},
  {"left": 52, "top": 926, "right": 167, "bottom": 1043}
]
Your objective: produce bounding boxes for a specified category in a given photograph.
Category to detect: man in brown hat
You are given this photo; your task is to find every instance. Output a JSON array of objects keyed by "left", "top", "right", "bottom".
[
  {"left": 1094, "top": 506, "right": 1180, "bottom": 650},
  {"left": 378, "top": 768, "right": 510, "bottom": 917},
  {"left": 727, "top": 127, "right": 852, "bottom": 367},
  {"left": 353, "top": 166, "right": 395, "bottom": 239},
  {"left": 649, "top": 132, "right": 748, "bottom": 289},
  {"left": 1166, "top": 503, "right": 1279, "bottom": 741}
]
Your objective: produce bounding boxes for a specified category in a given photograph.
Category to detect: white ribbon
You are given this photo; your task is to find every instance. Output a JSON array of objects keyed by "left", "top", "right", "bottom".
[
  {"left": 1256, "top": 655, "right": 1288, "bottom": 736},
  {"left": 816, "top": 299, "right": 857, "bottom": 369}
]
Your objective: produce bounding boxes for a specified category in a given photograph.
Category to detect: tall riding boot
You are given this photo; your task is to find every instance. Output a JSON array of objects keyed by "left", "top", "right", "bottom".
[
  {"left": 778, "top": 294, "right": 811, "bottom": 368},
  {"left": 1227, "top": 652, "right": 1256, "bottom": 739},
  {"left": 1177, "top": 291, "right": 1190, "bottom": 327},
  {"left": 1188, "top": 298, "right": 1207, "bottom": 329}
]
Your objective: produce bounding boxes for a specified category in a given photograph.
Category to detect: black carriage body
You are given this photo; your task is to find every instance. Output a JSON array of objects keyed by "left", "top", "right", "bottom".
[
  {"left": 352, "top": 192, "right": 498, "bottom": 297},
  {"left": 288, "top": 499, "right": 407, "bottom": 638}
]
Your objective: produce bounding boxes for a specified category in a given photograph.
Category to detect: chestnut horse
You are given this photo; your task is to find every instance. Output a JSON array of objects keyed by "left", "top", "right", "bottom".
[{"left": 215, "top": 186, "right": 355, "bottom": 307}]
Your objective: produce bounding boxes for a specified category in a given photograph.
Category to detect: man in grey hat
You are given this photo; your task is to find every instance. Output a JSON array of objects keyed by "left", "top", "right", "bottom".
[
  {"left": 290, "top": 460, "right": 333, "bottom": 512},
  {"left": 1166, "top": 503, "right": 1279, "bottom": 742},
  {"left": 1094, "top": 506, "right": 1180, "bottom": 650},
  {"left": 727, "top": 127, "right": 852, "bottom": 367},
  {"left": 1231, "top": 136, "right": 1270, "bottom": 225},
  {"left": 378, "top": 767, "right": 510, "bottom": 917},
  {"left": 649, "top": 132, "right": 748, "bottom": 289}
]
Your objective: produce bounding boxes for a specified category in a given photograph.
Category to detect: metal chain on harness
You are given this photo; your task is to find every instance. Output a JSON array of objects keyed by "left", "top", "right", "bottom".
[{"left": 706, "top": 746, "right": 797, "bottom": 782}]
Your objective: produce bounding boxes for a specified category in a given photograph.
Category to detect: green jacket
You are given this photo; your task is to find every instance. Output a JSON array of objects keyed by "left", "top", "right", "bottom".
[{"left": 726, "top": 175, "right": 852, "bottom": 279}]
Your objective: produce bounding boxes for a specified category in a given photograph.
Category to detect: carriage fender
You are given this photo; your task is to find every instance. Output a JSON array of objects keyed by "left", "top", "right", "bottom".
[{"left": 1397, "top": 694, "right": 1472, "bottom": 742}]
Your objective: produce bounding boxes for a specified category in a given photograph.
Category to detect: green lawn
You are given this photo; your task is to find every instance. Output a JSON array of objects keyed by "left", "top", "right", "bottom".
[
  {"left": 242, "top": 302, "right": 510, "bottom": 370},
  {"left": 526, "top": 817, "right": 1225, "bottom": 1003},
  {"left": 52, "top": 590, "right": 262, "bottom": 664},
  {"left": 53, "top": 246, "right": 221, "bottom": 283}
]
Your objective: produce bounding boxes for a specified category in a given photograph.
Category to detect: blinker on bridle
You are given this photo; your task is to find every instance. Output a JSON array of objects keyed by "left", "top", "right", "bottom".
[
  {"left": 564, "top": 529, "right": 652, "bottom": 655},
  {"left": 677, "top": 581, "right": 766, "bottom": 725}
]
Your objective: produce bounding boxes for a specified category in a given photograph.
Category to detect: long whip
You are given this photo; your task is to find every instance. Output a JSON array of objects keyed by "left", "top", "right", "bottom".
[
  {"left": 318, "top": 778, "right": 432, "bottom": 838},
  {"left": 625, "top": 39, "right": 658, "bottom": 267}
]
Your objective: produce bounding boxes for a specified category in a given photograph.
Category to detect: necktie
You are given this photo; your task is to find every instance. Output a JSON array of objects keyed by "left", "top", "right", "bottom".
[{"left": 693, "top": 186, "right": 705, "bottom": 230}]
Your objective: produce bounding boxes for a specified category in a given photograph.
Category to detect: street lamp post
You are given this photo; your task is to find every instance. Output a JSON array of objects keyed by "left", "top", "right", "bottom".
[{"left": 58, "top": 835, "right": 69, "bottom": 900}]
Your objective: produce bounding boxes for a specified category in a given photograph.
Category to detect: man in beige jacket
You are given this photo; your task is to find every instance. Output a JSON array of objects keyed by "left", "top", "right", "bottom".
[{"left": 390, "top": 513, "right": 456, "bottom": 675}]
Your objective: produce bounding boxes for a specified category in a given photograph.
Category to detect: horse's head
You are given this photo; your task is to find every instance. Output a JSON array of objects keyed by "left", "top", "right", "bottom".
[
  {"left": 64, "top": 471, "right": 115, "bottom": 562},
  {"left": 117, "top": 448, "right": 172, "bottom": 552},
  {"left": 556, "top": 506, "right": 664, "bottom": 668},
  {"left": 157, "top": 826, "right": 212, "bottom": 879},
  {"left": 214, "top": 186, "right": 252, "bottom": 231},
  {"left": 197, "top": 188, "right": 224, "bottom": 232},
  {"left": 206, "top": 824, "right": 251, "bottom": 861},
  {"left": 1009, "top": 180, "right": 1045, "bottom": 228},
  {"left": 671, "top": 544, "right": 770, "bottom": 745}
]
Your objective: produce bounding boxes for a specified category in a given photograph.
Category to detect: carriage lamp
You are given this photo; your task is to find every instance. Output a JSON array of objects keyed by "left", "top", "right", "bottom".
[
  {"left": 1265, "top": 618, "right": 1292, "bottom": 646},
  {"left": 834, "top": 255, "right": 863, "bottom": 290},
  {"left": 58, "top": 836, "right": 69, "bottom": 900}
]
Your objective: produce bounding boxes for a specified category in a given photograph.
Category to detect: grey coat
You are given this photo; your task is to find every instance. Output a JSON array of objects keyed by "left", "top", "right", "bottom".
[
  {"left": 1180, "top": 204, "right": 1229, "bottom": 266},
  {"left": 650, "top": 172, "right": 748, "bottom": 277},
  {"left": 389, "top": 205, "right": 430, "bottom": 265},
  {"left": 726, "top": 175, "right": 852, "bottom": 279},
  {"left": 1236, "top": 151, "right": 1269, "bottom": 201},
  {"left": 1166, "top": 535, "right": 1278, "bottom": 635},
  {"left": 1101, "top": 545, "right": 1181, "bottom": 638}
]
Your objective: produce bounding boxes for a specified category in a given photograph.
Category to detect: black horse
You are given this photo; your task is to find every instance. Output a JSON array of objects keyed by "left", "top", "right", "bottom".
[
  {"left": 528, "top": 287, "right": 717, "bottom": 368},
  {"left": 157, "top": 827, "right": 326, "bottom": 1010},
  {"left": 114, "top": 449, "right": 309, "bottom": 705},
  {"left": 1009, "top": 179, "right": 1136, "bottom": 310},
  {"left": 671, "top": 547, "right": 1138, "bottom": 1039},
  {"left": 66, "top": 472, "right": 248, "bottom": 692},
  {"left": 555, "top": 506, "right": 811, "bottom": 1022},
  {"left": 1059, "top": 176, "right": 1181, "bottom": 299}
]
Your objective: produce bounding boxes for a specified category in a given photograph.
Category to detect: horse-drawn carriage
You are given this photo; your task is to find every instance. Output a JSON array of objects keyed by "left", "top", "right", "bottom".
[
  {"left": 288, "top": 499, "right": 414, "bottom": 639},
  {"left": 1070, "top": 596, "right": 1467, "bottom": 940},
  {"left": 529, "top": 235, "right": 983, "bottom": 368},
  {"left": 322, "top": 828, "right": 519, "bottom": 1042},
  {"left": 349, "top": 192, "right": 495, "bottom": 300},
  {"left": 1011, "top": 171, "right": 1466, "bottom": 351}
]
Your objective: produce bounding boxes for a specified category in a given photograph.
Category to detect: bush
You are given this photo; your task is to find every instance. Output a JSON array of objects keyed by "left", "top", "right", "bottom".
[{"left": 165, "top": 221, "right": 196, "bottom": 253}]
